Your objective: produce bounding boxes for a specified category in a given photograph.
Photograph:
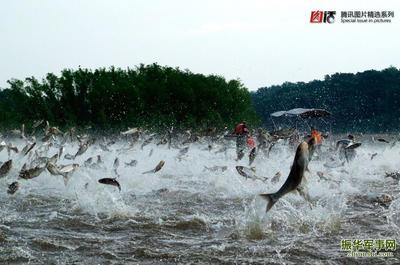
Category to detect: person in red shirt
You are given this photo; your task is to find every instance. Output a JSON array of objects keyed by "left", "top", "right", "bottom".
[
  {"left": 234, "top": 121, "right": 249, "bottom": 136},
  {"left": 233, "top": 121, "right": 250, "bottom": 160}
]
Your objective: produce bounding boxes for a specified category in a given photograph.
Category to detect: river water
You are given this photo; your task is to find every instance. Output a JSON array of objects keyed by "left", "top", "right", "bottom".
[{"left": 0, "top": 135, "right": 399, "bottom": 264}]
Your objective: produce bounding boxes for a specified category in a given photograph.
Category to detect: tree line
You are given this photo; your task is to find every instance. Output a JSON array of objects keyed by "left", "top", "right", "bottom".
[
  {"left": 0, "top": 64, "right": 259, "bottom": 132},
  {"left": 251, "top": 67, "right": 400, "bottom": 133},
  {"left": 2, "top": 65, "right": 399, "bottom": 134}
]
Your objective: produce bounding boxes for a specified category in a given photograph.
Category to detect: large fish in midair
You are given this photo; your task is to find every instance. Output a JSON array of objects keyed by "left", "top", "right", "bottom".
[
  {"left": 98, "top": 178, "right": 121, "bottom": 191},
  {"left": 259, "top": 137, "right": 316, "bottom": 212}
]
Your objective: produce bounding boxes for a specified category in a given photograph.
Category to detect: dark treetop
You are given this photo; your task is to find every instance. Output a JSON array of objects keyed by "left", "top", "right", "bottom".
[{"left": 0, "top": 63, "right": 258, "bottom": 132}]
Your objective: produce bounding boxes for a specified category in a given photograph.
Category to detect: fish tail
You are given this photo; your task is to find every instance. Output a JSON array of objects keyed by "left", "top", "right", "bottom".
[{"left": 259, "top": 193, "right": 278, "bottom": 212}]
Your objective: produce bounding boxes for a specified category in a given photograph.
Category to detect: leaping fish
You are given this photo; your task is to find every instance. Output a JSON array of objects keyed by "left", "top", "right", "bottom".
[
  {"left": 259, "top": 137, "right": 316, "bottom": 212},
  {"left": 236, "top": 166, "right": 267, "bottom": 182},
  {"left": 21, "top": 142, "right": 36, "bottom": 156},
  {"left": 19, "top": 166, "right": 46, "bottom": 180},
  {"left": 121, "top": 128, "right": 139, "bottom": 135},
  {"left": 249, "top": 147, "right": 256, "bottom": 166},
  {"left": 0, "top": 160, "right": 13, "bottom": 178},
  {"left": 75, "top": 143, "right": 89, "bottom": 158},
  {"left": 7, "top": 181, "right": 19, "bottom": 195},
  {"left": 98, "top": 178, "right": 121, "bottom": 191},
  {"left": 142, "top": 160, "right": 165, "bottom": 174}
]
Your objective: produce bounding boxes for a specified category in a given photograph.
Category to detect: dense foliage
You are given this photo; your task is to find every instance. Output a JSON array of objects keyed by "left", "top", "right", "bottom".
[
  {"left": 0, "top": 64, "right": 258, "bottom": 131},
  {"left": 252, "top": 67, "right": 400, "bottom": 133},
  {"left": 2, "top": 65, "right": 398, "bottom": 133}
]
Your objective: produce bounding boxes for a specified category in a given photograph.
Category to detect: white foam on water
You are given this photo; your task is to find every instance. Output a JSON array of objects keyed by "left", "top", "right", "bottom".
[{"left": 1, "top": 136, "right": 399, "bottom": 242}]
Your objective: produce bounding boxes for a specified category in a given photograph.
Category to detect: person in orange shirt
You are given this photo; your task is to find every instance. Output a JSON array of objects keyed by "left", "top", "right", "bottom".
[
  {"left": 309, "top": 127, "right": 323, "bottom": 159},
  {"left": 311, "top": 127, "right": 322, "bottom": 144}
]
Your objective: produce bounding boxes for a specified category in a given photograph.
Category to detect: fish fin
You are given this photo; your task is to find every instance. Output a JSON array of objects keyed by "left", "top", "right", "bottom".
[
  {"left": 63, "top": 174, "right": 69, "bottom": 186},
  {"left": 250, "top": 167, "right": 256, "bottom": 172},
  {"left": 259, "top": 193, "right": 278, "bottom": 212}
]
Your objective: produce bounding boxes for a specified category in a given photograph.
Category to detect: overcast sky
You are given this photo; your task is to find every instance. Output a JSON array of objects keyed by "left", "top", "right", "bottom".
[{"left": 1, "top": 0, "right": 399, "bottom": 90}]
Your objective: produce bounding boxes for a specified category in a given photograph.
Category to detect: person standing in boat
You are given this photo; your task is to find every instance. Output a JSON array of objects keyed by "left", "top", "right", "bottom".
[{"left": 233, "top": 121, "right": 250, "bottom": 160}]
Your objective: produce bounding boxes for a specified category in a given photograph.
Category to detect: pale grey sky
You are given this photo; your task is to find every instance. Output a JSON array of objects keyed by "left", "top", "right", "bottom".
[{"left": 1, "top": 0, "right": 399, "bottom": 90}]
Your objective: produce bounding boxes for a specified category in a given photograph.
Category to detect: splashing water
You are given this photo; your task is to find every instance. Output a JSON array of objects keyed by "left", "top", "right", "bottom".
[{"left": 0, "top": 136, "right": 399, "bottom": 264}]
